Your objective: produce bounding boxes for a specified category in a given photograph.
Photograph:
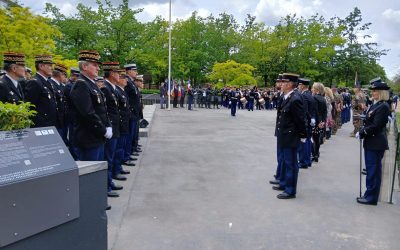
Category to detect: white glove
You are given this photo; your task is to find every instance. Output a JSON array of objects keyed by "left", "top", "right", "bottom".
[
  {"left": 104, "top": 127, "right": 113, "bottom": 139},
  {"left": 310, "top": 118, "right": 316, "bottom": 127},
  {"left": 229, "top": 101, "right": 231, "bottom": 105},
  {"left": 388, "top": 116, "right": 394, "bottom": 123},
  {"left": 355, "top": 132, "right": 360, "bottom": 139},
  {"left": 300, "top": 138, "right": 306, "bottom": 143}
]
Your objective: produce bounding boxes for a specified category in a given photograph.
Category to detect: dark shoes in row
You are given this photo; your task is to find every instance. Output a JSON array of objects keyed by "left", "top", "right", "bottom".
[
  {"left": 356, "top": 197, "right": 377, "bottom": 206},
  {"left": 106, "top": 145, "right": 143, "bottom": 210}
]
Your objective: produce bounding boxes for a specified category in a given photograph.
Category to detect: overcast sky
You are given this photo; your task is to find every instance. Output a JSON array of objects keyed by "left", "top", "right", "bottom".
[{"left": 21, "top": 0, "right": 400, "bottom": 78}]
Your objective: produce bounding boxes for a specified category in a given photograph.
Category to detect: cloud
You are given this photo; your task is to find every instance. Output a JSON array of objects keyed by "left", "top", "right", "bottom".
[
  {"left": 382, "top": 8, "right": 400, "bottom": 23},
  {"left": 253, "top": 0, "right": 324, "bottom": 24}
]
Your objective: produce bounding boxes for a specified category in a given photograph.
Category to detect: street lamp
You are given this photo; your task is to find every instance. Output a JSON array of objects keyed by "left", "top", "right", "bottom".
[{"left": 167, "top": 0, "right": 172, "bottom": 110}]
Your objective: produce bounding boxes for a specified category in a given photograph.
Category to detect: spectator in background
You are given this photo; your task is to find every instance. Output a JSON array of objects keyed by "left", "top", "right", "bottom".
[{"left": 159, "top": 82, "right": 166, "bottom": 109}]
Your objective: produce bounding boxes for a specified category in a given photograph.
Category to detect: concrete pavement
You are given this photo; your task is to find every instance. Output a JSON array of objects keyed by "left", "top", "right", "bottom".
[{"left": 107, "top": 107, "right": 400, "bottom": 250}]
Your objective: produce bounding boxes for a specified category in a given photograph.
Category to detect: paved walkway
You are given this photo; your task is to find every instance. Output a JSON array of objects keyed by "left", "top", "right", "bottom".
[{"left": 108, "top": 107, "right": 400, "bottom": 250}]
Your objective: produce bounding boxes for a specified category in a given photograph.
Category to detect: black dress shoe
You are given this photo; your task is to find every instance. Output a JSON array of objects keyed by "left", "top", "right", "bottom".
[
  {"left": 135, "top": 149, "right": 142, "bottom": 153},
  {"left": 299, "top": 165, "right": 308, "bottom": 169},
  {"left": 123, "top": 161, "right": 136, "bottom": 166},
  {"left": 106, "top": 205, "right": 112, "bottom": 210},
  {"left": 272, "top": 185, "right": 285, "bottom": 191},
  {"left": 107, "top": 191, "right": 120, "bottom": 198},
  {"left": 120, "top": 169, "right": 130, "bottom": 175},
  {"left": 269, "top": 179, "right": 279, "bottom": 185},
  {"left": 362, "top": 170, "right": 367, "bottom": 175},
  {"left": 111, "top": 184, "right": 123, "bottom": 190},
  {"left": 112, "top": 174, "right": 127, "bottom": 181},
  {"left": 129, "top": 156, "right": 138, "bottom": 160},
  {"left": 131, "top": 153, "right": 140, "bottom": 156},
  {"left": 277, "top": 192, "right": 296, "bottom": 199},
  {"left": 356, "top": 197, "right": 377, "bottom": 205}
]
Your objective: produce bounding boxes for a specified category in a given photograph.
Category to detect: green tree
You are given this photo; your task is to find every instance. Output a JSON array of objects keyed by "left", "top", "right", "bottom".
[
  {"left": 0, "top": 6, "right": 61, "bottom": 67},
  {"left": 209, "top": 60, "right": 256, "bottom": 87},
  {"left": 335, "top": 7, "right": 388, "bottom": 86}
]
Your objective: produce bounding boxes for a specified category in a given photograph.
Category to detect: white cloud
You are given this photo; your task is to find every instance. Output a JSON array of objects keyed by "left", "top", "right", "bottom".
[
  {"left": 254, "top": 0, "right": 324, "bottom": 24},
  {"left": 382, "top": 8, "right": 400, "bottom": 23},
  {"left": 59, "top": 3, "right": 77, "bottom": 16}
]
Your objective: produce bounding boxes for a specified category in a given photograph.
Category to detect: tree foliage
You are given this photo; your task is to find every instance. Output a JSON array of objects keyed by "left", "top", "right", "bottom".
[
  {"left": 0, "top": 7, "right": 61, "bottom": 67},
  {"left": 0, "top": 3, "right": 387, "bottom": 88},
  {"left": 209, "top": 60, "right": 256, "bottom": 87}
]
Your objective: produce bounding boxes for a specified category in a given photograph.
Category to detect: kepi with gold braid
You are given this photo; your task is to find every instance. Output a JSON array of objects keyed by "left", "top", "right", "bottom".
[
  {"left": 54, "top": 63, "right": 68, "bottom": 75},
  {"left": 3, "top": 52, "right": 25, "bottom": 66},
  {"left": 102, "top": 62, "right": 120, "bottom": 71},
  {"left": 35, "top": 54, "right": 55, "bottom": 64},
  {"left": 78, "top": 50, "right": 101, "bottom": 64}
]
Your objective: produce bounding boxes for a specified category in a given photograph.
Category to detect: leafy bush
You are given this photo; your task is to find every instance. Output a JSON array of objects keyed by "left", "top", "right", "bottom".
[
  {"left": 141, "top": 89, "right": 160, "bottom": 94},
  {"left": 0, "top": 102, "right": 37, "bottom": 131}
]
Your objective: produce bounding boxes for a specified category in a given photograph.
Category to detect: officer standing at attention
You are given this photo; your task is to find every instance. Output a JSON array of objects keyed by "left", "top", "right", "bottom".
[
  {"left": 64, "top": 67, "right": 81, "bottom": 160},
  {"left": 272, "top": 73, "right": 306, "bottom": 199},
  {"left": 297, "top": 78, "right": 316, "bottom": 169},
  {"left": 0, "top": 52, "right": 26, "bottom": 104},
  {"left": 70, "top": 50, "right": 112, "bottom": 161},
  {"left": 356, "top": 77, "right": 391, "bottom": 205},
  {"left": 269, "top": 75, "right": 284, "bottom": 185},
  {"left": 102, "top": 62, "right": 126, "bottom": 197},
  {"left": 124, "top": 63, "right": 141, "bottom": 165},
  {"left": 113, "top": 70, "right": 131, "bottom": 180},
  {"left": 49, "top": 63, "right": 68, "bottom": 144},
  {"left": 24, "top": 55, "right": 57, "bottom": 128}
]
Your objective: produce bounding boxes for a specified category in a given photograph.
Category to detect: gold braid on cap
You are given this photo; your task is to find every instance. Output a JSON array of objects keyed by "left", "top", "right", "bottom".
[
  {"left": 54, "top": 63, "right": 68, "bottom": 73},
  {"left": 102, "top": 62, "right": 120, "bottom": 70},
  {"left": 3, "top": 52, "right": 25, "bottom": 65}
]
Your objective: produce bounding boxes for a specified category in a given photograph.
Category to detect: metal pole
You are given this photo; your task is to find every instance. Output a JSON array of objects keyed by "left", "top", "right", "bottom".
[
  {"left": 389, "top": 132, "right": 399, "bottom": 203},
  {"left": 167, "top": 0, "right": 172, "bottom": 110},
  {"left": 359, "top": 137, "right": 362, "bottom": 198}
]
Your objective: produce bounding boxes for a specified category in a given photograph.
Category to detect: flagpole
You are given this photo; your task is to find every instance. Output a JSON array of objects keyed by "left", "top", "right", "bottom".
[{"left": 167, "top": 0, "right": 172, "bottom": 110}]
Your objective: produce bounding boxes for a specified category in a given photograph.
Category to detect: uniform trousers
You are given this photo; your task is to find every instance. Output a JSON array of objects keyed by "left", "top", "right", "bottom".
[
  {"left": 279, "top": 147, "right": 299, "bottom": 196},
  {"left": 275, "top": 142, "right": 283, "bottom": 180},
  {"left": 231, "top": 100, "right": 237, "bottom": 116},
  {"left": 105, "top": 138, "right": 118, "bottom": 192},
  {"left": 124, "top": 118, "right": 138, "bottom": 162},
  {"left": 57, "top": 127, "right": 68, "bottom": 147},
  {"left": 298, "top": 137, "right": 312, "bottom": 167},
  {"left": 67, "top": 122, "right": 80, "bottom": 160},
  {"left": 188, "top": 95, "right": 193, "bottom": 110},
  {"left": 160, "top": 96, "right": 165, "bottom": 109},
  {"left": 363, "top": 149, "right": 385, "bottom": 203},
  {"left": 113, "top": 134, "right": 128, "bottom": 177},
  {"left": 79, "top": 145, "right": 104, "bottom": 161},
  {"left": 248, "top": 99, "right": 254, "bottom": 111}
]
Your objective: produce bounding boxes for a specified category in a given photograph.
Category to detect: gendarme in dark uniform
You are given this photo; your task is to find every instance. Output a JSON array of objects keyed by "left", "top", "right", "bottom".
[
  {"left": 357, "top": 78, "right": 391, "bottom": 205},
  {"left": 49, "top": 63, "right": 68, "bottom": 144},
  {"left": 0, "top": 52, "right": 26, "bottom": 104},
  {"left": 70, "top": 50, "right": 111, "bottom": 161},
  {"left": 273, "top": 73, "right": 306, "bottom": 199},
  {"left": 24, "top": 55, "right": 57, "bottom": 128},
  {"left": 124, "top": 64, "right": 141, "bottom": 163},
  {"left": 297, "top": 78, "right": 316, "bottom": 169}
]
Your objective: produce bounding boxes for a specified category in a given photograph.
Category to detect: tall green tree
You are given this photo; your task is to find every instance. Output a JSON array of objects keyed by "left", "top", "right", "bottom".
[
  {"left": 335, "top": 7, "right": 388, "bottom": 86},
  {"left": 0, "top": 7, "right": 61, "bottom": 67}
]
